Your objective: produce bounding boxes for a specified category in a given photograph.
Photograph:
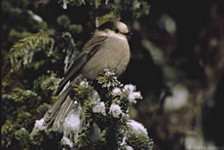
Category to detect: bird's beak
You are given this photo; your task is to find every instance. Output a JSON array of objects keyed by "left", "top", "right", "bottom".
[{"left": 123, "top": 32, "right": 133, "bottom": 36}]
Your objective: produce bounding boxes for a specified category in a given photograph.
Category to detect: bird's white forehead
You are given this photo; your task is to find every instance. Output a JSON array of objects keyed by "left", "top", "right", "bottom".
[{"left": 116, "top": 22, "right": 129, "bottom": 33}]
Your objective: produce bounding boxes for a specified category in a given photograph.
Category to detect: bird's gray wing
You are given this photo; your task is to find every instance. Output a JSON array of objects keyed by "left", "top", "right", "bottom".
[{"left": 55, "top": 35, "right": 108, "bottom": 94}]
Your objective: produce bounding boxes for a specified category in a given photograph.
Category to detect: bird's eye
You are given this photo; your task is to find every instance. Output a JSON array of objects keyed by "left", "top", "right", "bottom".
[{"left": 114, "top": 28, "right": 119, "bottom": 33}]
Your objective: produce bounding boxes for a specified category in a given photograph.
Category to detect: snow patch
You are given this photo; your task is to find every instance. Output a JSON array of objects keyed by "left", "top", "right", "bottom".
[
  {"left": 127, "top": 120, "right": 148, "bottom": 135},
  {"left": 92, "top": 102, "right": 106, "bottom": 116},
  {"left": 32, "top": 118, "right": 47, "bottom": 133},
  {"left": 109, "top": 103, "right": 122, "bottom": 118},
  {"left": 112, "top": 87, "right": 122, "bottom": 96},
  {"left": 61, "top": 102, "right": 81, "bottom": 148}
]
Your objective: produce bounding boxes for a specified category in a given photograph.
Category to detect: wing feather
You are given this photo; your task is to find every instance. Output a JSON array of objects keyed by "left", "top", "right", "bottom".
[{"left": 55, "top": 35, "right": 108, "bottom": 94}]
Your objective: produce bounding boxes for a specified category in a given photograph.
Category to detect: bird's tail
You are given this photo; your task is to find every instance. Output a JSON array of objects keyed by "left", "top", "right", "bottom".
[{"left": 43, "top": 85, "right": 74, "bottom": 131}]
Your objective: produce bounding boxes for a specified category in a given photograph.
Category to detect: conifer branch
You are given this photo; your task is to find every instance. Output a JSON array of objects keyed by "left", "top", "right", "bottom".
[{"left": 9, "top": 33, "right": 54, "bottom": 71}]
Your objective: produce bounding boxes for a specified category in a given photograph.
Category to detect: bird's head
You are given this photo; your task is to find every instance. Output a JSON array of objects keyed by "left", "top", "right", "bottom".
[{"left": 98, "top": 21, "right": 132, "bottom": 36}]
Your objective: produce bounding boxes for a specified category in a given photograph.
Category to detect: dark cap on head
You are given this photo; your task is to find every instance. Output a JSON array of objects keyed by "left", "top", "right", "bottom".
[
  {"left": 98, "top": 21, "right": 132, "bottom": 36},
  {"left": 98, "top": 21, "right": 118, "bottom": 31}
]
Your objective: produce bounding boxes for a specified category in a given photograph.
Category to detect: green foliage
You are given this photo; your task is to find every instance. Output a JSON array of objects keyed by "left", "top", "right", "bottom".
[
  {"left": 1, "top": 120, "right": 16, "bottom": 148},
  {"left": 9, "top": 33, "right": 55, "bottom": 71},
  {"left": 97, "top": 69, "right": 121, "bottom": 89},
  {"left": 29, "top": 130, "right": 45, "bottom": 146},
  {"left": 76, "top": 121, "right": 94, "bottom": 148},
  {"left": 16, "top": 112, "right": 33, "bottom": 129},
  {"left": 69, "top": 24, "right": 83, "bottom": 34},
  {"left": 14, "top": 89, "right": 40, "bottom": 106},
  {"left": 127, "top": 132, "right": 152, "bottom": 149},
  {"left": 56, "top": 0, "right": 150, "bottom": 26},
  {"left": 2, "top": 0, "right": 23, "bottom": 15},
  {"left": 61, "top": 70, "right": 153, "bottom": 149},
  {"left": 57, "top": 15, "right": 71, "bottom": 29},
  {"left": 58, "top": 0, "right": 87, "bottom": 9},
  {"left": 2, "top": 88, "right": 42, "bottom": 112},
  {"left": 1, "top": 0, "right": 153, "bottom": 149},
  {"left": 74, "top": 80, "right": 95, "bottom": 103},
  {"left": 126, "top": 121, "right": 154, "bottom": 149},
  {"left": 14, "top": 128, "right": 29, "bottom": 145},
  {"left": 98, "top": 11, "right": 121, "bottom": 27},
  {"left": 37, "top": 103, "right": 51, "bottom": 115},
  {"left": 1, "top": 72, "right": 59, "bottom": 150},
  {"left": 8, "top": 29, "right": 32, "bottom": 42},
  {"left": 33, "top": 73, "right": 60, "bottom": 92},
  {"left": 111, "top": 0, "right": 150, "bottom": 18}
]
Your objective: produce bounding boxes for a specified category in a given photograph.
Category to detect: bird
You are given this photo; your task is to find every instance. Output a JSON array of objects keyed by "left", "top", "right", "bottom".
[{"left": 43, "top": 21, "right": 132, "bottom": 131}]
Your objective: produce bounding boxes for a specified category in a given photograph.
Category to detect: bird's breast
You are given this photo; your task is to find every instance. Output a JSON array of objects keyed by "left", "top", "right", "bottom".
[{"left": 81, "top": 36, "right": 130, "bottom": 79}]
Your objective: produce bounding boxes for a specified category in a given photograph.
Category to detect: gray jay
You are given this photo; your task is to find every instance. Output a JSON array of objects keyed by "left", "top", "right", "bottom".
[{"left": 43, "top": 21, "right": 132, "bottom": 131}]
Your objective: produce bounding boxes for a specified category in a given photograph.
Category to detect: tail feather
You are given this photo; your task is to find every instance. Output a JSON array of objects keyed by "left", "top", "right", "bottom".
[
  {"left": 43, "top": 85, "right": 73, "bottom": 131},
  {"left": 44, "top": 75, "right": 83, "bottom": 131},
  {"left": 52, "top": 96, "right": 74, "bottom": 131}
]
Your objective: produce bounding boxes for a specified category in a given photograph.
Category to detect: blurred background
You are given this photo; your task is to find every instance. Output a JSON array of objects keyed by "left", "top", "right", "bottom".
[{"left": 1, "top": 0, "right": 224, "bottom": 149}]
